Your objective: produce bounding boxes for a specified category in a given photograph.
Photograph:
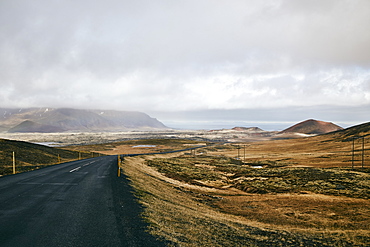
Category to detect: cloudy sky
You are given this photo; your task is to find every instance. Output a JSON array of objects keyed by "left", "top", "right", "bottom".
[{"left": 1, "top": 0, "right": 369, "bottom": 129}]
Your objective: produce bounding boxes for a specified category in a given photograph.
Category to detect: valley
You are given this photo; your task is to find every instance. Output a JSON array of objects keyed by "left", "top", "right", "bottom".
[
  {"left": 115, "top": 124, "right": 369, "bottom": 246},
  {"left": 0, "top": 120, "right": 369, "bottom": 246}
]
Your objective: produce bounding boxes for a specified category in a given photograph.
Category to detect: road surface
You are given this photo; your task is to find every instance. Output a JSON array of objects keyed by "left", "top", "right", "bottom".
[{"left": 0, "top": 156, "right": 165, "bottom": 247}]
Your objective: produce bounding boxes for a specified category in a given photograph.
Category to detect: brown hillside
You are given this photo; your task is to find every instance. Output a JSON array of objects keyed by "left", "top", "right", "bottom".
[
  {"left": 0, "top": 139, "right": 92, "bottom": 176},
  {"left": 331, "top": 121, "right": 370, "bottom": 139},
  {"left": 281, "top": 119, "right": 343, "bottom": 135}
]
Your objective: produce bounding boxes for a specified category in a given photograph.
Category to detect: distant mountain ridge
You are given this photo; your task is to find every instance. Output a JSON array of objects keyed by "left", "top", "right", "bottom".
[
  {"left": 280, "top": 119, "right": 343, "bottom": 135},
  {"left": 231, "top": 127, "right": 264, "bottom": 132},
  {"left": 0, "top": 108, "right": 167, "bottom": 132},
  {"left": 8, "top": 120, "right": 66, "bottom": 133}
]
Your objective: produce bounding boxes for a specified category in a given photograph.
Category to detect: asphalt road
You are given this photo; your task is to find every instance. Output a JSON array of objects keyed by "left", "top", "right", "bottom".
[{"left": 0, "top": 156, "right": 166, "bottom": 247}]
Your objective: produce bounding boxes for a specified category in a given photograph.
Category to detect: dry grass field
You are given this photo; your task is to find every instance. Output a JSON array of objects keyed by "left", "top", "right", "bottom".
[
  {"left": 64, "top": 138, "right": 206, "bottom": 155},
  {"left": 122, "top": 153, "right": 369, "bottom": 246},
  {"left": 116, "top": 130, "right": 370, "bottom": 246},
  {"left": 210, "top": 133, "right": 369, "bottom": 169},
  {"left": 2, "top": 123, "right": 369, "bottom": 245}
]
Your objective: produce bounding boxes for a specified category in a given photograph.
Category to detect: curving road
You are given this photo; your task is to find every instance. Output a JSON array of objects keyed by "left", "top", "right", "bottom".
[{"left": 0, "top": 156, "right": 165, "bottom": 247}]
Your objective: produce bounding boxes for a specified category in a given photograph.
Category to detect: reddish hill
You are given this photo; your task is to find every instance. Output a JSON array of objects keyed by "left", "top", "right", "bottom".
[{"left": 280, "top": 119, "right": 343, "bottom": 135}]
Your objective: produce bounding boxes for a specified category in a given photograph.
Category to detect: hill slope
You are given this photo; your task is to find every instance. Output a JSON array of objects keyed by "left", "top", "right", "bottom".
[
  {"left": 0, "top": 108, "right": 167, "bottom": 132},
  {"left": 0, "top": 138, "right": 84, "bottom": 176},
  {"left": 281, "top": 119, "right": 343, "bottom": 135},
  {"left": 8, "top": 120, "right": 66, "bottom": 133},
  {"left": 330, "top": 121, "right": 370, "bottom": 140}
]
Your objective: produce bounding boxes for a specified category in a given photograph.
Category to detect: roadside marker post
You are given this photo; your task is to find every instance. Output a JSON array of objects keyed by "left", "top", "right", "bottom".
[
  {"left": 117, "top": 155, "right": 121, "bottom": 177},
  {"left": 12, "top": 151, "right": 16, "bottom": 174}
]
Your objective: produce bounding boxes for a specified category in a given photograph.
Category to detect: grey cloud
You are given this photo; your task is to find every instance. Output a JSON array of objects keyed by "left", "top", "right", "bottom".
[
  {"left": 150, "top": 104, "right": 370, "bottom": 130},
  {"left": 0, "top": 0, "right": 369, "bottom": 124}
]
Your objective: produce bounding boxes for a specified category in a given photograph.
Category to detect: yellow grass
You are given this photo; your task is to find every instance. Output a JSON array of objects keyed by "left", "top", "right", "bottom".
[
  {"left": 209, "top": 134, "right": 369, "bottom": 168},
  {"left": 68, "top": 136, "right": 370, "bottom": 245},
  {"left": 122, "top": 152, "right": 370, "bottom": 246}
]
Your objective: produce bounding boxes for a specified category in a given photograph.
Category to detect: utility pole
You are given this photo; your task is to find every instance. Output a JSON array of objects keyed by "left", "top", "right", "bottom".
[
  {"left": 244, "top": 145, "right": 246, "bottom": 163},
  {"left": 12, "top": 151, "right": 16, "bottom": 174},
  {"left": 236, "top": 146, "right": 241, "bottom": 160},
  {"left": 362, "top": 137, "right": 365, "bottom": 169},
  {"left": 352, "top": 138, "right": 355, "bottom": 169}
]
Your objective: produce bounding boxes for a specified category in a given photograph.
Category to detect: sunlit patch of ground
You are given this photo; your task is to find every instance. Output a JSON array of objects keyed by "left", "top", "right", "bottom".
[
  {"left": 123, "top": 152, "right": 370, "bottom": 246},
  {"left": 216, "top": 193, "right": 370, "bottom": 231},
  {"left": 63, "top": 139, "right": 206, "bottom": 155},
  {"left": 3, "top": 130, "right": 369, "bottom": 245},
  {"left": 205, "top": 134, "right": 369, "bottom": 168}
]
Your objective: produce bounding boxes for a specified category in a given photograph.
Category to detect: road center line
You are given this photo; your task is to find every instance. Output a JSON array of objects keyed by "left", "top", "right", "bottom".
[
  {"left": 18, "top": 182, "right": 78, "bottom": 186},
  {"left": 69, "top": 166, "right": 82, "bottom": 173}
]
